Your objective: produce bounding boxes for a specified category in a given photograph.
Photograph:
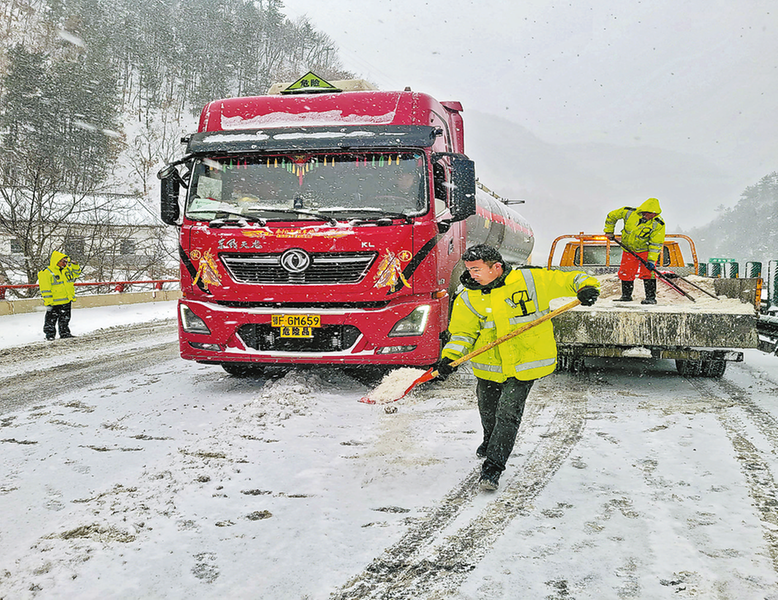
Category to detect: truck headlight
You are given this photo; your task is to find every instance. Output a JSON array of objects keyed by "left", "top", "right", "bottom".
[
  {"left": 180, "top": 304, "right": 211, "bottom": 335},
  {"left": 388, "top": 305, "right": 430, "bottom": 337}
]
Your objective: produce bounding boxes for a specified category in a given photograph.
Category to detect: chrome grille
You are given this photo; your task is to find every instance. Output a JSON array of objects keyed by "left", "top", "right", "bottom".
[{"left": 221, "top": 252, "right": 377, "bottom": 284}]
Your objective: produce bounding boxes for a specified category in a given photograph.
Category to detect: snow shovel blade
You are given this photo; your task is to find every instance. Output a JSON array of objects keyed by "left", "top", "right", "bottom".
[
  {"left": 358, "top": 367, "right": 437, "bottom": 404},
  {"left": 398, "top": 367, "right": 437, "bottom": 401},
  {"left": 359, "top": 299, "right": 583, "bottom": 405}
]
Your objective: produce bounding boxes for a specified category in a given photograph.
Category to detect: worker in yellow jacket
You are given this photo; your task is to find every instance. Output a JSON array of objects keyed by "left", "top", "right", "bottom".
[
  {"left": 38, "top": 250, "right": 83, "bottom": 340},
  {"left": 436, "top": 244, "right": 600, "bottom": 491},
  {"left": 604, "top": 197, "right": 666, "bottom": 304}
]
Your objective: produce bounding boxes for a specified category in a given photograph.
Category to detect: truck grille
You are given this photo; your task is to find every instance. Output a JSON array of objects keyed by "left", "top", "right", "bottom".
[
  {"left": 237, "top": 324, "right": 362, "bottom": 352},
  {"left": 221, "top": 251, "right": 377, "bottom": 284}
]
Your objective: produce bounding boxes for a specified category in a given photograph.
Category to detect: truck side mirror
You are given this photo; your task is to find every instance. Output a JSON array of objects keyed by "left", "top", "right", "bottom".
[
  {"left": 450, "top": 156, "right": 476, "bottom": 222},
  {"left": 158, "top": 164, "right": 181, "bottom": 225}
]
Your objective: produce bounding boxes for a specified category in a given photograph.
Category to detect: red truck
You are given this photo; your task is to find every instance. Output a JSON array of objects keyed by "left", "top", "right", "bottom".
[{"left": 158, "top": 74, "right": 534, "bottom": 375}]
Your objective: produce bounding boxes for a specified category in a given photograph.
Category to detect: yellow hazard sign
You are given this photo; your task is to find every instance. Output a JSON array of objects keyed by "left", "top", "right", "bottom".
[{"left": 281, "top": 72, "right": 341, "bottom": 94}]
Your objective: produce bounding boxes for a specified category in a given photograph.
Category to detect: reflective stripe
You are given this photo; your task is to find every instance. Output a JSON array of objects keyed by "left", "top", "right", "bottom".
[
  {"left": 472, "top": 361, "right": 502, "bottom": 373},
  {"left": 522, "top": 270, "right": 538, "bottom": 304},
  {"left": 451, "top": 334, "right": 476, "bottom": 344},
  {"left": 482, "top": 320, "right": 495, "bottom": 329},
  {"left": 508, "top": 307, "right": 550, "bottom": 326},
  {"left": 573, "top": 273, "right": 591, "bottom": 288},
  {"left": 462, "top": 293, "right": 486, "bottom": 319},
  {"left": 515, "top": 357, "right": 557, "bottom": 372},
  {"left": 444, "top": 342, "right": 469, "bottom": 354},
  {"left": 443, "top": 342, "right": 470, "bottom": 354},
  {"left": 506, "top": 270, "right": 542, "bottom": 325}
]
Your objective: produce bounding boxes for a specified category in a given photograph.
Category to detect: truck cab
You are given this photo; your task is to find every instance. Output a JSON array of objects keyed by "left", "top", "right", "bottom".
[
  {"left": 157, "top": 74, "right": 533, "bottom": 373},
  {"left": 548, "top": 232, "right": 698, "bottom": 276}
]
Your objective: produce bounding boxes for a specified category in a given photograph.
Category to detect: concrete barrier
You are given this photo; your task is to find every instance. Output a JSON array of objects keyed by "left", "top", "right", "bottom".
[{"left": 0, "top": 289, "right": 181, "bottom": 316}]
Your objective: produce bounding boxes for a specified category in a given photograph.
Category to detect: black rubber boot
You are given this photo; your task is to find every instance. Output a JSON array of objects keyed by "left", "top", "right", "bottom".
[
  {"left": 613, "top": 280, "right": 634, "bottom": 302},
  {"left": 641, "top": 279, "right": 657, "bottom": 304}
]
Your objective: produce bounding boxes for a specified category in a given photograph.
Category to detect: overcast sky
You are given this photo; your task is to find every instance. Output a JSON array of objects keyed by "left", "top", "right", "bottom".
[{"left": 283, "top": 0, "right": 777, "bottom": 182}]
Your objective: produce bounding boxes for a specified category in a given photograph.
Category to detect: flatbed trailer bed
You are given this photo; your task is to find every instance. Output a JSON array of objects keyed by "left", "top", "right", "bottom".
[{"left": 552, "top": 277, "right": 760, "bottom": 377}]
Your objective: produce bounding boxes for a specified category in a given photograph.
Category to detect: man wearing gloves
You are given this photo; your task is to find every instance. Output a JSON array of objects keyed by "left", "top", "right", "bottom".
[
  {"left": 603, "top": 197, "right": 666, "bottom": 305},
  {"left": 38, "top": 250, "right": 83, "bottom": 341},
  {"left": 436, "top": 244, "right": 600, "bottom": 491}
]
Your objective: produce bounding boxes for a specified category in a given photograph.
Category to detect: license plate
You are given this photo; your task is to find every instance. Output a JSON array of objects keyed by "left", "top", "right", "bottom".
[{"left": 271, "top": 314, "right": 322, "bottom": 338}]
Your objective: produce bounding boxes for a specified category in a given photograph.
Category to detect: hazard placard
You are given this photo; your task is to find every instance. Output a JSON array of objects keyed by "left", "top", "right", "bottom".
[{"left": 281, "top": 72, "right": 340, "bottom": 94}]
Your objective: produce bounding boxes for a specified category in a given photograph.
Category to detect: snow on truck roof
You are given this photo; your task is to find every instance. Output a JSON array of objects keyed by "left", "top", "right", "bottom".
[
  {"left": 186, "top": 125, "right": 440, "bottom": 154},
  {"left": 197, "top": 90, "right": 453, "bottom": 133}
]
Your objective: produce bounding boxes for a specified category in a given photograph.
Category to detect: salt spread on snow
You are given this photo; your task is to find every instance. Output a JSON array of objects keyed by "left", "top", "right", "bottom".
[
  {"left": 363, "top": 367, "right": 427, "bottom": 404},
  {"left": 550, "top": 274, "right": 754, "bottom": 315}
]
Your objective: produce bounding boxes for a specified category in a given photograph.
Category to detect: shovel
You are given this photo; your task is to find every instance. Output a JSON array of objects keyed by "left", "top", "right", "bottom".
[
  {"left": 360, "top": 298, "right": 582, "bottom": 404},
  {"left": 611, "top": 238, "right": 695, "bottom": 302}
]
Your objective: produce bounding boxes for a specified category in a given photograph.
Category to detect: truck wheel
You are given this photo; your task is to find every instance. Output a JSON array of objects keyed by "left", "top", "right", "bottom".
[
  {"left": 701, "top": 360, "right": 726, "bottom": 378},
  {"left": 675, "top": 359, "right": 703, "bottom": 377},
  {"left": 221, "top": 363, "right": 262, "bottom": 377},
  {"left": 557, "top": 355, "right": 584, "bottom": 373}
]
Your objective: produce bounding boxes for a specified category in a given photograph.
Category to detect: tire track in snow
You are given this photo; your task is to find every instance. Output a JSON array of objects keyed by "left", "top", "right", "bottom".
[
  {"left": 0, "top": 322, "right": 178, "bottom": 414},
  {"left": 332, "top": 374, "right": 591, "bottom": 599},
  {"left": 687, "top": 374, "right": 778, "bottom": 572}
]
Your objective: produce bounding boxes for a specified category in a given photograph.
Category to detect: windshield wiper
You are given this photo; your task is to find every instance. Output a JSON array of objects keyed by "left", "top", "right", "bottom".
[
  {"left": 253, "top": 208, "right": 338, "bottom": 226},
  {"left": 318, "top": 208, "right": 413, "bottom": 222},
  {"left": 187, "top": 208, "right": 267, "bottom": 227}
]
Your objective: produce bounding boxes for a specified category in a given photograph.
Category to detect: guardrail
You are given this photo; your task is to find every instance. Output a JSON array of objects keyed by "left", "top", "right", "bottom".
[
  {"left": 699, "top": 259, "right": 777, "bottom": 312},
  {"left": 0, "top": 279, "right": 180, "bottom": 300}
]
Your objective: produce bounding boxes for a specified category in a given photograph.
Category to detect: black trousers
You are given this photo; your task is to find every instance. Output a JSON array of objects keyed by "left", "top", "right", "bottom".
[
  {"left": 43, "top": 302, "right": 72, "bottom": 338},
  {"left": 477, "top": 377, "right": 535, "bottom": 472}
]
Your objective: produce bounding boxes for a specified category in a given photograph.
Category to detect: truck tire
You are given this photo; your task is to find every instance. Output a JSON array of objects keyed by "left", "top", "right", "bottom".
[
  {"left": 221, "top": 363, "right": 263, "bottom": 377},
  {"left": 701, "top": 359, "right": 726, "bottom": 378},
  {"left": 557, "top": 355, "right": 584, "bottom": 373},
  {"left": 675, "top": 359, "right": 703, "bottom": 377}
]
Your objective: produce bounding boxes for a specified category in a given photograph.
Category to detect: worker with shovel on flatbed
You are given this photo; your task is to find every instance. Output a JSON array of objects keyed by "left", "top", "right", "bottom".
[
  {"left": 435, "top": 244, "right": 600, "bottom": 491},
  {"left": 604, "top": 197, "right": 666, "bottom": 304}
]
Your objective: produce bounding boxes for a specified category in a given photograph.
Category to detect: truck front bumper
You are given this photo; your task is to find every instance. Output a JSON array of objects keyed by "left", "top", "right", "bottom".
[{"left": 176, "top": 297, "right": 445, "bottom": 366}]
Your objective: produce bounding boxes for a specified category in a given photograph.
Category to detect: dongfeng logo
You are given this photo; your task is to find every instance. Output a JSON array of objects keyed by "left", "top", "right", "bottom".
[{"left": 280, "top": 248, "right": 311, "bottom": 273}]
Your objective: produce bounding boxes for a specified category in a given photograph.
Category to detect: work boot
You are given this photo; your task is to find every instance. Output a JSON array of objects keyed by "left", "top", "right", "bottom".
[
  {"left": 641, "top": 279, "right": 657, "bottom": 304},
  {"left": 479, "top": 460, "right": 501, "bottom": 491},
  {"left": 613, "top": 280, "right": 634, "bottom": 302}
]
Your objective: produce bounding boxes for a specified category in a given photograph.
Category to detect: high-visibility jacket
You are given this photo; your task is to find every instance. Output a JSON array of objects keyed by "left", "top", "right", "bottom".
[
  {"left": 603, "top": 197, "right": 666, "bottom": 263},
  {"left": 38, "top": 250, "right": 82, "bottom": 306},
  {"left": 442, "top": 266, "right": 600, "bottom": 382}
]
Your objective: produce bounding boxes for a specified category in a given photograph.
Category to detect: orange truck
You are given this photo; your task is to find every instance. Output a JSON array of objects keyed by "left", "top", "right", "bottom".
[
  {"left": 546, "top": 232, "right": 760, "bottom": 377},
  {"left": 547, "top": 232, "right": 698, "bottom": 275}
]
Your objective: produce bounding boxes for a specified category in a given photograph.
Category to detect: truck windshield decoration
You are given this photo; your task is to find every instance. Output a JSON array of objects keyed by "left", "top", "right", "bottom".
[{"left": 186, "top": 152, "right": 427, "bottom": 222}]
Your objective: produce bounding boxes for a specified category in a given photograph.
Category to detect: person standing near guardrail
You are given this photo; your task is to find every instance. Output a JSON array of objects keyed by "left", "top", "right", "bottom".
[
  {"left": 604, "top": 197, "right": 666, "bottom": 305},
  {"left": 38, "top": 250, "right": 82, "bottom": 341}
]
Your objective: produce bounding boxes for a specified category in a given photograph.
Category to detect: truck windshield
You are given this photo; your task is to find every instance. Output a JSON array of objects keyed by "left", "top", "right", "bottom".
[{"left": 185, "top": 152, "right": 427, "bottom": 222}]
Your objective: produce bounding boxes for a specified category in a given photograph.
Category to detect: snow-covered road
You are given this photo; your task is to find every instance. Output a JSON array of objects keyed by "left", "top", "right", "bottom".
[{"left": 2, "top": 305, "right": 778, "bottom": 599}]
